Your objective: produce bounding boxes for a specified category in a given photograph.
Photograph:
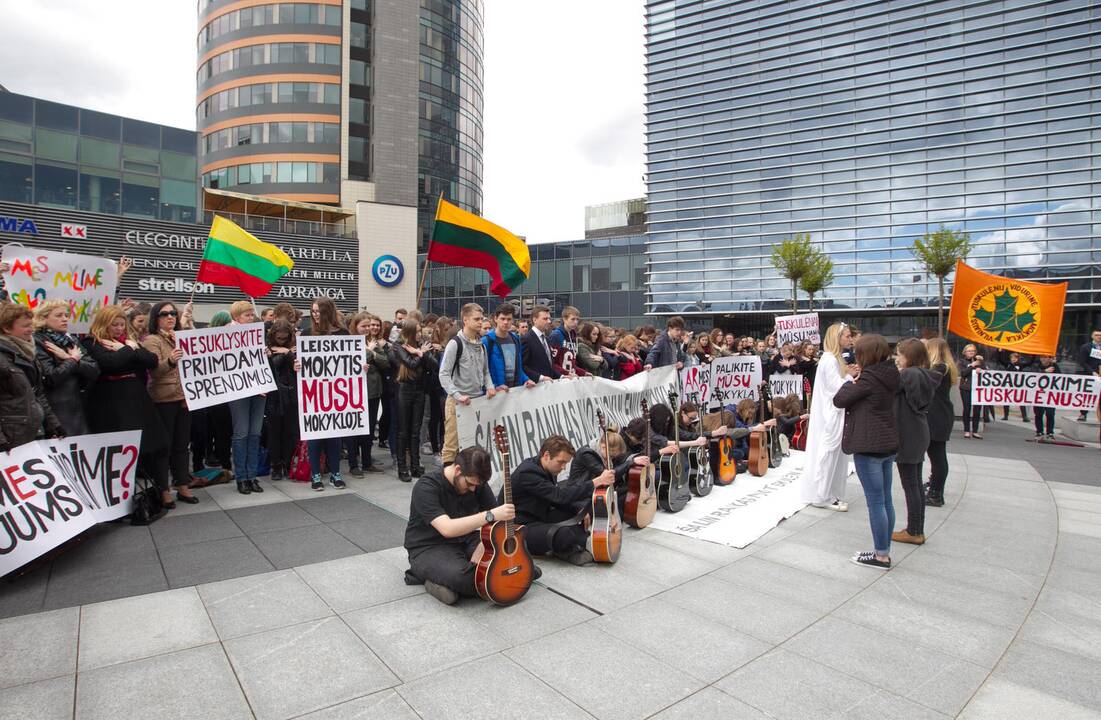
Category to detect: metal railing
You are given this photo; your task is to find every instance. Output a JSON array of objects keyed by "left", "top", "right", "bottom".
[{"left": 200, "top": 210, "right": 356, "bottom": 239}]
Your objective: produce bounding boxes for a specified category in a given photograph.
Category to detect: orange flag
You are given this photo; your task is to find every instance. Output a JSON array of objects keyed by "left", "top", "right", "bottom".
[{"left": 947, "top": 261, "right": 1066, "bottom": 356}]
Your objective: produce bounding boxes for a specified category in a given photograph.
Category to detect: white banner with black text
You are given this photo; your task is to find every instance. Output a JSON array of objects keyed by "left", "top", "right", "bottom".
[{"left": 971, "top": 369, "right": 1101, "bottom": 410}]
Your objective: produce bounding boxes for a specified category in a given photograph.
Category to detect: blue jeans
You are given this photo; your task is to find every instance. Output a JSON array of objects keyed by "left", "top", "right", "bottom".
[
  {"left": 229, "top": 395, "right": 265, "bottom": 482},
  {"left": 853, "top": 453, "right": 896, "bottom": 556},
  {"left": 308, "top": 437, "right": 342, "bottom": 478}
]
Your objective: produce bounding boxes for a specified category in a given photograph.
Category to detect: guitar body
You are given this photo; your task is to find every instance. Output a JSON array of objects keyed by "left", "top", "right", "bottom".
[
  {"left": 710, "top": 437, "right": 737, "bottom": 486},
  {"left": 791, "top": 418, "right": 808, "bottom": 451},
  {"left": 657, "top": 452, "right": 690, "bottom": 512},
  {"left": 747, "top": 430, "right": 769, "bottom": 477},
  {"left": 473, "top": 522, "right": 535, "bottom": 606},
  {"left": 624, "top": 464, "right": 658, "bottom": 528},
  {"left": 590, "top": 486, "right": 622, "bottom": 563},
  {"left": 687, "top": 445, "right": 712, "bottom": 496}
]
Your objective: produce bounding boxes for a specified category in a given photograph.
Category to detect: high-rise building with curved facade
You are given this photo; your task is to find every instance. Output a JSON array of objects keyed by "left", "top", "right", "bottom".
[{"left": 195, "top": 0, "right": 484, "bottom": 312}]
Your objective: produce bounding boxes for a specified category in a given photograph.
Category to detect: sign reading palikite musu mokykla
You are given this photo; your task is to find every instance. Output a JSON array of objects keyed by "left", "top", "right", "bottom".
[
  {"left": 175, "top": 323, "right": 276, "bottom": 410},
  {"left": 709, "top": 355, "right": 764, "bottom": 406},
  {"left": 774, "top": 312, "right": 820, "bottom": 347},
  {"left": 0, "top": 245, "right": 116, "bottom": 333},
  {"left": 296, "top": 335, "right": 369, "bottom": 440},
  {"left": 1, "top": 431, "right": 141, "bottom": 578},
  {"left": 971, "top": 369, "right": 1101, "bottom": 411}
]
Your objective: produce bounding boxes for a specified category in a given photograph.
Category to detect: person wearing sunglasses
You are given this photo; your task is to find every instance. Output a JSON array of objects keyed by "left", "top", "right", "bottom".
[{"left": 143, "top": 302, "right": 198, "bottom": 506}]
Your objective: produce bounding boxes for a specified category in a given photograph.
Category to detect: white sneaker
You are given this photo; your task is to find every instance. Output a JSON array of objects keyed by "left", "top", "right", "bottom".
[{"left": 812, "top": 499, "right": 848, "bottom": 512}]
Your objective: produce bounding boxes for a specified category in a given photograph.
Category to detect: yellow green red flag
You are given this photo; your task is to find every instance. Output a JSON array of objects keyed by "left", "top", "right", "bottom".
[
  {"left": 197, "top": 215, "right": 294, "bottom": 297},
  {"left": 429, "top": 198, "right": 530, "bottom": 298}
]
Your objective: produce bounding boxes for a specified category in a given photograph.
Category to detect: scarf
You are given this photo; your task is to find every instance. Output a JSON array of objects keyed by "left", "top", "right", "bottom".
[
  {"left": 0, "top": 333, "right": 36, "bottom": 361},
  {"left": 36, "top": 328, "right": 77, "bottom": 350}
]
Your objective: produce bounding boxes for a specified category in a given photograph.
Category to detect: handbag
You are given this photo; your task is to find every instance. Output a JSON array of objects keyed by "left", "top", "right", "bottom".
[
  {"left": 130, "top": 472, "right": 166, "bottom": 526},
  {"left": 288, "top": 441, "right": 311, "bottom": 482}
]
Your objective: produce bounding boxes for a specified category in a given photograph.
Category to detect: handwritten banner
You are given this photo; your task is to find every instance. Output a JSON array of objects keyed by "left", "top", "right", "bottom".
[
  {"left": 1, "top": 431, "right": 141, "bottom": 578},
  {"left": 297, "top": 335, "right": 369, "bottom": 440},
  {"left": 680, "top": 364, "right": 712, "bottom": 408},
  {"left": 176, "top": 323, "right": 276, "bottom": 410},
  {"left": 774, "top": 313, "right": 820, "bottom": 347},
  {"left": 1, "top": 246, "right": 117, "bottom": 332},
  {"left": 972, "top": 369, "right": 1101, "bottom": 410},
  {"left": 709, "top": 355, "right": 763, "bottom": 407},
  {"left": 769, "top": 374, "right": 804, "bottom": 401}
]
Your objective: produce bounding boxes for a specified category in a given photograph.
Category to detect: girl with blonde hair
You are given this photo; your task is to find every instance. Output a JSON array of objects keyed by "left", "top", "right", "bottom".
[
  {"left": 33, "top": 300, "right": 99, "bottom": 435},
  {"left": 799, "top": 322, "right": 856, "bottom": 510},
  {"left": 922, "top": 337, "right": 957, "bottom": 507}
]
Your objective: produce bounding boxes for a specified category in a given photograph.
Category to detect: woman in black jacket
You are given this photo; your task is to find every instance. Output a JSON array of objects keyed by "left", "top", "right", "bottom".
[
  {"left": 833, "top": 333, "right": 900, "bottom": 570},
  {"left": 265, "top": 319, "right": 298, "bottom": 482},
  {"left": 1033, "top": 356, "right": 1061, "bottom": 441},
  {"left": 566, "top": 428, "right": 649, "bottom": 517},
  {"left": 0, "top": 304, "right": 64, "bottom": 451},
  {"left": 33, "top": 300, "right": 99, "bottom": 435},
  {"left": 392, "top": 319, "right": 431, "bottom": 480},
  {"left": 923, "top": 338, "right": 957, "bottom": 507},
  {"left": 892, "top": 339, "right": 936, "bottom": 545},
  {"left": 958, "top": 344, "right": 986, "bottom": 438}
]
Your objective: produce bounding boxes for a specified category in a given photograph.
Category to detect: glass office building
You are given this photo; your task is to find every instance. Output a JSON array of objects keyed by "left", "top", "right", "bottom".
[
  {"left": 645, "top": 0, "right": 1101, "bottom": 346},
  {"left": 0, "top": 91, "right": 198, "bottom": 222}
]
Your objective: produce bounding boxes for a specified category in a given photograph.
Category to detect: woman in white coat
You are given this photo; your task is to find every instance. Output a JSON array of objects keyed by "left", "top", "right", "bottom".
[{"left": 799, "top": 322, "right": 856, "bottom": 510}]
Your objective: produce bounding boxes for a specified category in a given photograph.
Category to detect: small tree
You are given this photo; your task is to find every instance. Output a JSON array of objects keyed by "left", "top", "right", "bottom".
[
  {"left": 771, "top": 233, "right": 815, "bottom": 313},
  {"left": 912, "top": 226, "right": 972, "bottom": 336},
  {"left": 800, "top": 251, "right": 834, "bottom": 311}
]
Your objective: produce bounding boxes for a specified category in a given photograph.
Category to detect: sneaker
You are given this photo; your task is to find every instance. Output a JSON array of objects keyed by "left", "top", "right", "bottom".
[
  {"left": 1045, "top": 434, "right": 1056, "bottom": 442},
  {"left": 310, "top": 475, "right": 324, "bottom": 491},
  {"left": 364, "top": 464, "right": 384, "bottom": 473},
  {"left": 972, "top": 433, "right": 983, "bottom": 440},
  {"left": 329, "top": 473, "right": 346, "bottom": 489},
  {"left": 1035, "top": 432, "right": 1043, "bottom": 440},
  {"left": 851, "top": 553, "right": 891, "bottom": 570},
  {"left": 925, "top": 495, "right": 945, "bottom": 507},
  {"left": 813, "top": 499, "right": 848, "bottom": 512},
  {"left": 348, "top": 466, "right": 364, "bottom": 477},
  {"left": 964, "top": 432, "right": 972, "bottom": 438},
  {"left": 892, "top": 529, "right": 925, "bottom": 545},
  {"left": 424, "top": 579, "right": 459, "bottom": 605}
]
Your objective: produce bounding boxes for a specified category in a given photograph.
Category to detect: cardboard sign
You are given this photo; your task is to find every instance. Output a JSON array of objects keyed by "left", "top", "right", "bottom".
[
  {"left": 709, "top": 355, "right": 763, "bottom": 406},
  {"left": 1, "top": 246, "right": 117, "bottom": 332},
  {"left": 680, "top": 364, "right": 712, "bottom": 408},
  {"left": 176, "top": 323, "right": 276, "bottom": 410},
  {"left": 297, "top": 335, "right": 369, "bottom": 440},
  {"left": 774, "top": 313, "right": 820, "bottom": 347},
  {"left": 769, "top": 374, "right": 804, "bottom": 401},
  {"left": 971, "top": 369, "right": 1101, "bottom": 410}
]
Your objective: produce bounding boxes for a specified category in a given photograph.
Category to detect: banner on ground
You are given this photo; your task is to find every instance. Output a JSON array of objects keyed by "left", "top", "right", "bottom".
[
  {"left": 680, "top": 364, "right": 712, "bottom": 408},
  {"left": 1, "top": 431, "right": 141, "bottom": 577},
  {"left": 774, "top": 313, "right": 820, "bottom": 347},
  {"left": 0, "top": 246, "right": 116, "bottom": 332},
  {"left": 770, "top": 374, "right": 804, "bottom": 401},
  {"left": 176, "top": 323, "right": 276, "bottom": 410},
  {"left": 709, "top": 355, "right": 763, "bottom": 408},
  {"left": 947, "top": 261, "right": 1066, "bottom": 356},
  {"left": 297, "top": 334, "right": 369, "bottom": 440},
  {"left": 456, "top": 365, "right": 678, "bottom": 486},
  {"left": 971, "top": 369, "right": 1101, "bottom": 410}
]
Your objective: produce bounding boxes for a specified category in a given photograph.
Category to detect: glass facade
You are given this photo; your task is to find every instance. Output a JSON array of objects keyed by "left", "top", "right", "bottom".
[
  {"left": 0, "top": 92, "right": 198, "bottom": 222},
  {"left": 644, "top": 0, "right": 1101, "bottom": 329},
  {"left": 347, "top": 0, "right": 372, "bottom": 181}
]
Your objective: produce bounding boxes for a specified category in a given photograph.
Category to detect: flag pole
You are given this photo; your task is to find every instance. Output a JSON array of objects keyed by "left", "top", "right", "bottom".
[{"left": 416, "top": 193, "right": 444, "bottom": 308}]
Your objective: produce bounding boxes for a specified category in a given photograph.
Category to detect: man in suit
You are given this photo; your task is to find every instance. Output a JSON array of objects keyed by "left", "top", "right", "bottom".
[{"left": 521, "top": 305, "right": 560, "bottom": 383}]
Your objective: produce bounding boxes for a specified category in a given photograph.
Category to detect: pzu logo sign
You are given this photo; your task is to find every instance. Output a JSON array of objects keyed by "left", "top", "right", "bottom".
[{"left": 371, "top": 255, "right": 404, "bottom": 287}]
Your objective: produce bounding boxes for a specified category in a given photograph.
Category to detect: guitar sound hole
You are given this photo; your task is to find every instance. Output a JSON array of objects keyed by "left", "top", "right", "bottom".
[{"left": 503, "top": 537, "right": 517, "bottom": 554}]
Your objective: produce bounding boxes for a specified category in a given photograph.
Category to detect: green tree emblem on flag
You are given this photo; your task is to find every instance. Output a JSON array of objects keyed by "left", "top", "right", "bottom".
[{"left": 972, "top": 288, "right": 1036, "bottom": 340}]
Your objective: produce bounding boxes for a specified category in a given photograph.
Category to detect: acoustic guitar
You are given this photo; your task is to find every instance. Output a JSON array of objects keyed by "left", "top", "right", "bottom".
[
  {"left": 624, "top": 399, "right": 658, "bottom": 528},
  {"left": 657, "top": 390, "right": 691, "bottom": 512},
  {"left": 473, "top": 425, "right": 536, "bottom": 606},
  {"left": 791, "top": 376, "right": 812, "bottom": 451},
  {"left": 747, "top": 383, "right": 770, "bottom": 477},
  {"left": 762, "top": 383, "right": 784, "bottom": 469},
  {"left": 686, "top": 409, "right": 713, "bottom": 497},
  {"left": 708, "top": 410, "right": 738, "bottom": 486},
  {"left": 590, "top": 410, "right": 622, "bottom": 563}
]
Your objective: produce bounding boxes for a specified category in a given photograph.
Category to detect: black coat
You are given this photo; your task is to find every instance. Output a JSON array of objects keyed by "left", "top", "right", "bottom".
[
  {"left": 895, "top": 366, "right": 936, "bottom": 464},
  {"left": 34, "top": 331, "right": 99, "bottom": 436},
  {"left": 85, "top": 342, "right": 168, "bottom": 456},
  {"left": 566, "top": 446, "right": 635, "bottom": 495},
  {"left": 927, "top": 363, "right": 955, "bottom": 442},
  {"left": 521, "top": 330, "right": 559, "bottom": 382},
  {"left": 506, "top": 456, "right": 592, "bottom": 525},
  {"left": 267, "top": 350, "right": 297, "bottom": 416},
  {"left": 834, "top": 360, "right": 900, "bottom": 456},
  {"left": 0, "top": 337, "right": 62, "bottom": 449}
]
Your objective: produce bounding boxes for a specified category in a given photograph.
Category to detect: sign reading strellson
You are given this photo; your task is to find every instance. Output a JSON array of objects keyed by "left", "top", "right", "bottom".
[{"left": 371, "top": 254, "right": 404, "bottom": 287}]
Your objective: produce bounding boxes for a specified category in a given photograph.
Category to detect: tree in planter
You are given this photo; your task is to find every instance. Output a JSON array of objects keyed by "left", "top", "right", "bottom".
[
  {"left": 912, "top": 226, "right": 972, "bottom": 337},
  {"left": 800, "top": 250, "right": 835, "bottom": 311},
  {"left": 770, "top": 234, "right": 815, "bottom": 313}
]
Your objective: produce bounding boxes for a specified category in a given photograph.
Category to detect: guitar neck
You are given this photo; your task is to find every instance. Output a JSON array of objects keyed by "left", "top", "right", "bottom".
[{"left": 501, "top": 450, "right": 513, "bottom": 538}]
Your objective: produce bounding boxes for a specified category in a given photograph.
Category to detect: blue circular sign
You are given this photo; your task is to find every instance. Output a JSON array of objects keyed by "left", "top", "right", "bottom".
[{"left": 371, "top": 254, "right": 404, "bottom": 287}]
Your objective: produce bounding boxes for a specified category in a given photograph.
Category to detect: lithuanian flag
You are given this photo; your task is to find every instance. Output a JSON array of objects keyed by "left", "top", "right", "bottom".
[
  {"left": 197, "top": 216, "right": 294, "bottom": 297},
  {"left": 429, "top": 198, "right": 530, "bottom": 298}
]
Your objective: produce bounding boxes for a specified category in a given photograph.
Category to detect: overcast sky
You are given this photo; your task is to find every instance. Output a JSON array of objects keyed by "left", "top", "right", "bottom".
[{"left": 0, "top": 0, "right": 645, "bottom": 244}]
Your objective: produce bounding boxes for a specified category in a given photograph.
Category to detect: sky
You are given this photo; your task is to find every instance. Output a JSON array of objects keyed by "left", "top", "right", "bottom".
[{"left": 0, "top": 0, "right": 646, "bottom": 244}]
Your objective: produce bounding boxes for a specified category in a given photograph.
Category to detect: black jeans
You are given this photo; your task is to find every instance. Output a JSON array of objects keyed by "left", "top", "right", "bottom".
[
  {"left": 408, "top": 537, "right": 480, "bottom": 598},
  {"left": 960, "top": 390, "right": 982, "bottom": 433},
  {"left": 154, "top": 401, "right": 192, "bottom": 491},
  {"left": 396, "top": 384, "right": 425, "bottom": 469},
  {"left": 926, "top": 439, "right": 949, "bottom": 500},
  {"left": 897, "top": 461, "right": 925, "bottom": 535},
  {"left": 525, "top": 522, "right": 588, "bottom": 557},
  {"left": 1034, "top": 408, "right": 1055, "bottom": 435},
  {"left": 207, "top": 403, "right": 233, "bottom": 468},
  {"left": 426, "top": 391, "right": 444, "bottom": 453},
  {"left": 267, "top": 406, "right": 299, "bottom": 471}
]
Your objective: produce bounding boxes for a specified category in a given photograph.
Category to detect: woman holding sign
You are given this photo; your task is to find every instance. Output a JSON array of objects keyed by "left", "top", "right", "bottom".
[
  {"left": 799, "top": 322, "right": 855, "bottom": 512},
  {"left": 33, "top": 301, "right": 99, "bottom": 436},
  {"left": 144, "top": 302, "right": 198, "bottom": 505},
  {"left": 228, "top": 301, "right": 268, "bottom": 495}
]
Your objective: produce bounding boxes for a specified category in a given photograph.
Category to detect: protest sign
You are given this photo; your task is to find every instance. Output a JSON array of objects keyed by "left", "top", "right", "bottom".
[
  {"left": 971, "top": 369, "right": 1101, "bottom": 410},
  {"left": 456, "top": 366, "right": 678, "bottom": 486},
  {"left": 297, "top": 334, "right": 369, "bottom": 440},
  {"left": 1, "top": 431, "right": 141, "bottom": 577},
  {"left": 769, "top": 374, "right": 804, "bottom": 401},
  {"left": 176, "top": 323, "right": 276, "bottom": 410},
  {"left": 774, "top": 313, "right": 820, "bottom": 347},
  {"left": 680, "top": 364, "right": 712, "bottom": 408},
  {"left": 0, "top": 246, "right": 116, "bottom": 332},
  {"left": 709, "top": 355, "right": 763, "bottom": 407}
]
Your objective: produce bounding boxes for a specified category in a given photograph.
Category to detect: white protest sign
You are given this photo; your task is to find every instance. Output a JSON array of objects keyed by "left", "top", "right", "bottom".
[
  {"left": 176, "top": 323, "right": 276, "bottom": 410},
  {"left": 972, "top": 369, "right": 1101, "bottom": 410},
  {"left": 709, "top": 355, "right": 763, "bottom": 407},
  {"left": 680, "top": 364, "right": 712, "bottom": 408},
  {"left": 769, "top": 374, "right": 804, "bottom": 401},
  {"left": 774, "top": 313, "right": 820, "bottom": 347},
  {"left": 297, "top": 335, "right": 369, "bottom": 440},
  {"left": 1, "top": 431, "right": 141, "bottom": 577},
  {"left": 1, "top": 246, "right": 117, "bottom": 333}
]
